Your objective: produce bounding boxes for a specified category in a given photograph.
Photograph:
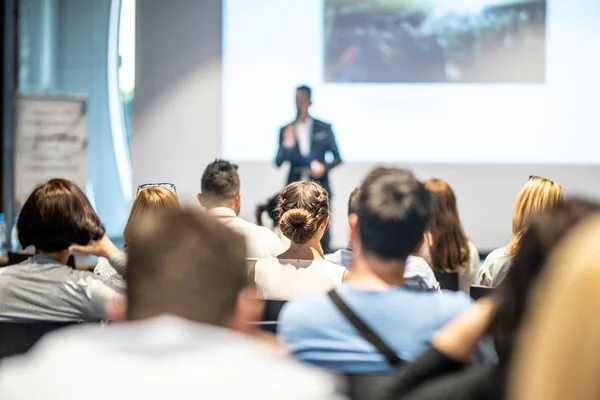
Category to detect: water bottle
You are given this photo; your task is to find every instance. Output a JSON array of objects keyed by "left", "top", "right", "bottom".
[
  {"left": 11, "top": 218, "right": 20, "bottom": 252},
  {"left": 0, "top": 214, "right": 7, "bottom": 257}
]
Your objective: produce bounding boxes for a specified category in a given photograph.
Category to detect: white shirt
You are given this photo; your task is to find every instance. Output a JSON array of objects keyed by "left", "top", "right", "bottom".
[
  {"left": 295, "top": 118, "right": 313, "bottom": 157},
  {"left": 0, "top": 315, "right": 343, "bottom": 399},
  {"left": 254, "top": 257, "right": 346, "bottom": 300},
  {"left": 208, "top": 207, "right": 287, "bottom": 262}
]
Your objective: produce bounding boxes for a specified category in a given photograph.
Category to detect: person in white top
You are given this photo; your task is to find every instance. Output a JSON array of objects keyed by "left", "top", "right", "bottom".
[
  {"left": 417, "top": 179, "right": 480, "bottom": 293},
  {"left": 0, "top": 208, "right": 341, "bottom": 400},
  {"left": 198, "top": 159, "right": 286, "bottom": 262},
  {"left": 251, "top": 182, "right": 347, "bottom": 300}
]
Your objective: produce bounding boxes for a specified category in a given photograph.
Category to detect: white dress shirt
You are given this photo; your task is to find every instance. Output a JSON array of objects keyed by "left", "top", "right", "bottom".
[
  {"left": 0, "top": 315, "right": 343, "bottom": 399},
  {"left": 208, "top": 207, "right": 287, "bottom": 262},
  {"left": 295, "top": 117, "right": 313, "bottom": 157}
]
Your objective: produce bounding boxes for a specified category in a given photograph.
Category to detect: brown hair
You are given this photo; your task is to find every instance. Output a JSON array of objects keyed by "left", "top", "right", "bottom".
[
  {"left": 126, "top": 207, "right": 247, "bottom": 325},
  {"left": 508, "top": 177, "right": 563, "bottom": 255},
  {"left": 276, "top": 182, "right": 329, "bottom": 244},
  {"left": 425, "top": 179, "right": 470, "bottom": 272},
  {"left": 18, "top": 179, "right": 105, "bottom": 252},
  {"left": 123, "top": 186, "right": 180, "bottom": 247},
  {"left": 348, "top": 186, "right": 361, "bottom": 216}
]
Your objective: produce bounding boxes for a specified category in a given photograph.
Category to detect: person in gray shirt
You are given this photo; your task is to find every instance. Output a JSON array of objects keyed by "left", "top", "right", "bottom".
[{"left": 0, "top": 179, "right": 122, "bottom": 322}]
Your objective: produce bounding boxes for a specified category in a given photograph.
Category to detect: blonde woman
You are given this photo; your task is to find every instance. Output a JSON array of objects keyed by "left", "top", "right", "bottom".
[
  {"left": 509, "top": 213, "right": 600, "bottom": 400},
  {"left": 479, "top": 176, "right": 562, "bottom": 287},
  {"left": 76, "top": 185, "right": 180, "bottom": 289}
]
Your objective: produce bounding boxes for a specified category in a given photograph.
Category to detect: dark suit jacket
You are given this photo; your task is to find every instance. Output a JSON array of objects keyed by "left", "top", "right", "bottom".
[{"left": 275, "top": 118, "right": 342, "bottom": 196}]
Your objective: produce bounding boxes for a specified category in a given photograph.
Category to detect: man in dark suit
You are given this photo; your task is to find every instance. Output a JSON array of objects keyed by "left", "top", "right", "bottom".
[
  {"left": 275, "top": 85, "right": 342, "bottom": 252},
  {"left": 275, "top": 85, "right": 342, "bottom": 196}
]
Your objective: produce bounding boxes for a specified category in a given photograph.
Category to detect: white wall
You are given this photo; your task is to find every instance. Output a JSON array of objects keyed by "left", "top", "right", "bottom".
[{"left": 134, "top": 0, "right": 600, "bottom": 252}]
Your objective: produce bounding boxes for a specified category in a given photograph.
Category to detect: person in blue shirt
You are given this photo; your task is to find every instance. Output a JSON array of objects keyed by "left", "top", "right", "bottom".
[{"left": 279, "top": 167, "right": 472, "bottom": 374}]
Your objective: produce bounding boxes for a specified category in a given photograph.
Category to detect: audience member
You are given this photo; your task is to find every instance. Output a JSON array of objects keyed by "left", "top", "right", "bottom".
[
  {"left": 479, "top": 176, "right": 562, "bottom": 287},
  {"left": 325, "top": 186, "right": 360, "bottom": 269},
  {"left": 199, "top": 160, "right": 286, "bottom": 262},
  {"left": 382, "top": 199, "right": 599, "bottom": 400},
  {"left": 251, "top": 182, "right": 347, "bottom": 300},
  {"left": 0, "top": 208, "right": 341, "bottom": 399},
  {"left": 509, "top": 212, "right": 600, "bottom": 400},
  {"left": 90, "top": 185, "right": 180, "bottom": 289},
  {"left": 279, "top": 168, "right": 471, "bottom": 373},
  {"left": 419, "top": 179, "right": 480, "bottom": 292},
  {"left": 0, "top": 179, "right": 122, "bottom": 322},
  {"left": 326, "top": 186, "right": 440, "bottom": 290}
]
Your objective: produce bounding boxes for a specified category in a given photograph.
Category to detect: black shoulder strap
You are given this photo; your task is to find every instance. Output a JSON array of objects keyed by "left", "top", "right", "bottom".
[{"left": 328, "top": 290, "right": 403, "bottom": 367}]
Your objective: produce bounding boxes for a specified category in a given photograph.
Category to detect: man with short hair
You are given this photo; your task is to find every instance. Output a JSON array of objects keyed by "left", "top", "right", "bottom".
[
  {"left": 0, "top": 208, "right": 341, "bottom": 399},
  {"left": 279, "top": 167, "right": 472, "bottom": 374},
  {"left": 325, "top": 185, "right": 439, "bottom": 290},
  {"left": 198, "top": 159, "right": 286, "bottom": 261}
]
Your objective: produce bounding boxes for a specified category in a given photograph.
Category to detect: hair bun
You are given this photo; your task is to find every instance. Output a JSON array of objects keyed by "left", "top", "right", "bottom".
[{"left": 279, "top": 208, "right": 317, "bottom": 244}]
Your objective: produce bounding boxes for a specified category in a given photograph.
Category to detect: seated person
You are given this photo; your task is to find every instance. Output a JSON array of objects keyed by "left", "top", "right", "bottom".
[
  {"left": 0, "top": 179, "right": 122, "bottom": 322},
  {"left": 91, "top": 184, "right": 180, "bottom": 289},
  {"left": 279, "top": 168, "right": 471, "bottom": 373},
  {"left": 418, "top": 179, "right": 480, "bottom": 293},
  {"left": 479, "top": 176, "right": 563, "bottom": 287},
  {"left": 326, "top": 185, "right": 439, "bottom": 290},
  {"left": 0, "top": 208, "right": 340, "bottom": 399},
  {"left": 199, "top": 160, "right": 286, "bottom": 261},
  {"left": 251, "top": 182, "right": 347, "bottom": 300}
]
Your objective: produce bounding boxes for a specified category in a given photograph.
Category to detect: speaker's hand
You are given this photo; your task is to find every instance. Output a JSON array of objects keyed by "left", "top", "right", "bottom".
[
  {"left": 310, "top": 160, "right": 326, "bottom": 179},
  {"left": 283, "top": 124, "right": 296, "bottom": 149}
]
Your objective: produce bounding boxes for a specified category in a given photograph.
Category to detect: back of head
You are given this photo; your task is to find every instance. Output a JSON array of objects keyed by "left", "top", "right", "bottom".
[
  {"left": 358, "top": 167, "right": 431, "bottom": 260},
  {"left": 201, "top": 159, "right": 240, "bottom": 204},
  {"left": 424, "top": 178, "right": 470, "bottom": 271},
  {"left": 276, "top": 182, "right": 329, "bottom": 244},
  {"left": 123, "top": 186, "right": 180, "bottom": 247},
  {"left": 347, "top": 186, "right": 361, "bottom": 216},
  {"left": 509, "top": 177, "right": 563, "bottom": 254},
  {"left": 126, "top": 207, "right": 247, "bottom": 325},
  {"left": 491, "top": 198, "right": 600, "bottom": 365},
  {"left": 509, "top": 211, "right": 600, "bottom": 400},
  {"left": 18, "top": 178, "right": 105, "bottom": 252}
]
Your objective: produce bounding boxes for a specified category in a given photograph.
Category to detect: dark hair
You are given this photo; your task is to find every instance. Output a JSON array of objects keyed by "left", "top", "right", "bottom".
[
  {"left": 126, "top": 207, "right": 247, "bottom": 325},
  {"left": 18, "top": 179, "right": 105, "bottom": 252},
  {"left": 276, "top": 182, "right": 329, "bottom": 244},
  {"left": 201, "top": 159, "right": 240, "bottom": 201},
  {"left": 348, "top": 186, "right": 361, "bottom": 216},
  {"left": 296, "top": 85, "right": 312, "bottom": 100},
  {"left": 425, "top": 179, "right": 470, "bottom": 271},
  {"left": 490, "top": 198, "right": 600, "bottom": 365},
  {"left": 358, "top": 167, "right": 431, "bottom": 260}
]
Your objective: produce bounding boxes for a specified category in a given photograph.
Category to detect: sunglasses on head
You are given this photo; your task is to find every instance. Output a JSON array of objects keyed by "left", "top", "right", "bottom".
[{"left": 136, "top": 183, "right": 177, "bottom": 196}]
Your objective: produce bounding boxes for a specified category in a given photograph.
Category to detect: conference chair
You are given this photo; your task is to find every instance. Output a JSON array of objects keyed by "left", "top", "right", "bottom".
[
  {"left": 0, "top": 321, "right": 77, "bottom": 360},
  {"left": 470, "top": 285, "right": 495, "bottom": 301},
  {"left": 7, "top": 251, "right": 77, "bottom": 269},
  {"left": 258, "top": 299, "right": 287, "bottom": 333},
  {"left": 433, "top": 270, "right": 459, "bottom": 291}
]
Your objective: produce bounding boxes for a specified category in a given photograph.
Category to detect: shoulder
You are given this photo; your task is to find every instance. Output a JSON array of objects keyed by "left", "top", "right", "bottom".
[
  {"left": 313, "top": 118, "right": 332, "bottom": 130},
  {"left": 483, "top": 247, "right": 510, "bottom": 265},
  {"left": 279, "top": 292, "right": 332, "bottom": 332}
]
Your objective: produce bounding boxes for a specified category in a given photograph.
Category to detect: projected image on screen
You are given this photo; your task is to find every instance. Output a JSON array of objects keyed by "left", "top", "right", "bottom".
[{"left": 324, "top": 0, "right": 547, "bottom": 83}]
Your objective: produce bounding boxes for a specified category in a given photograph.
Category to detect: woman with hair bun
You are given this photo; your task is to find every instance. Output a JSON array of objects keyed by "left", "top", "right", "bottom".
[{"left": 251, "top": 182, "right": 347, "bottom": 300}]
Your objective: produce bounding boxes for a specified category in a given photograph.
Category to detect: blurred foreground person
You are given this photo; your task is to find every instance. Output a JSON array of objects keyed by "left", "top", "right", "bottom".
[
  {"left": 382, "top": 199, "right": 599, "bottom": 400},
  {"left": 0, "top": 208, "right": 342, "bottom": 400},
  {"left": 509, "top": 212, "right": 600, "bottom": 400}
]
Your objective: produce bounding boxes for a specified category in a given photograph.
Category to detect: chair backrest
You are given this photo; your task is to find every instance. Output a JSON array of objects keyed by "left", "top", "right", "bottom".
[
  {"left": 470, "top": 285, "right": 495, "bottom": 301},
  {"left": 7, "top": 252, "right": 77, "bottom": 269},
  {"left": 0, "top": 321, "right": 78, "bottom": 360},
  {"left": 259, "top": 299, "right": 287, "bottom": 333},
  {"left": 342, "top": 373, "right": 397, "bottom": 400},
  {"left": 434, "top": 270, "right": 460, "bottom": 291}
]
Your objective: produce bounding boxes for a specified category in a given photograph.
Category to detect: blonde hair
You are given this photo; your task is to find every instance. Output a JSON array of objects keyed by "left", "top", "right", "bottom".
[
  {"left": 123, "top": 186, "right": 180, "bottom": 247},
  {"left": 507, "top": 177, "right": 563, "bottom": 254},
  {"left": 509, "top": 213, "right": 600, "bottom": 400}
]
